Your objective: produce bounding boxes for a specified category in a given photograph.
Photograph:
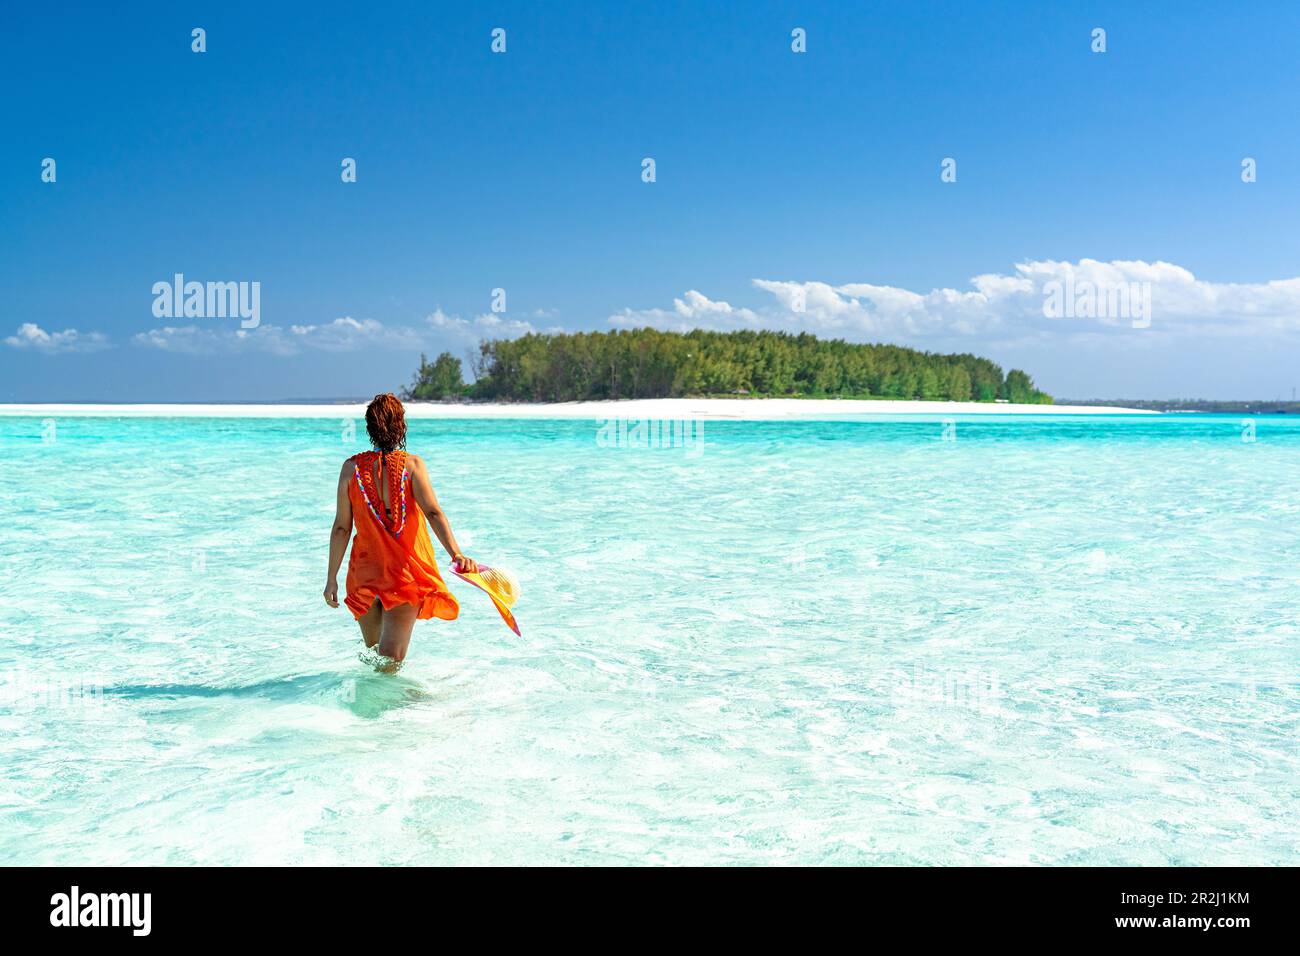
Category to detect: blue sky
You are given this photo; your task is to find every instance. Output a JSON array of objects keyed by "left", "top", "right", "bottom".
[{"left": 4, "top": 0, "right": 1300, "bottom": 400}]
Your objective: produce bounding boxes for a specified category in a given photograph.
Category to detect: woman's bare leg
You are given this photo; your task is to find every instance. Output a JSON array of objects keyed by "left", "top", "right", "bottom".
[
  {"left": 377, "top": 603, "right": 418, "bottom": 664},
  {"left": 358, "top": 599, "right": 383, "bottom": 648}
]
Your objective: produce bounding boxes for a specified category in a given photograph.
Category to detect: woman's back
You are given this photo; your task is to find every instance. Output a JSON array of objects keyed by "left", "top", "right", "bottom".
[
  {"left": 343, "top": 449, "right": 459, "bottom": 621},
  {"left": 324, "top": 393, "right": 477, "bottom": 666}
]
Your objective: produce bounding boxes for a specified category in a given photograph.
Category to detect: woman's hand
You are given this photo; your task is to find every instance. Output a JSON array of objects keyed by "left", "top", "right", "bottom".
[
  {"left": 452, "top": 554, "right": 478, "bottom": 575},
  {"left": 323, "top": 578, "right": 340, "bottom": 608}
]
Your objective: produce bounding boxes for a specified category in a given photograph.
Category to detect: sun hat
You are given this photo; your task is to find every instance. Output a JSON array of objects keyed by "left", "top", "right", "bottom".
[{"left": 451, "top": 562, "right": 522, "bottom": 636}]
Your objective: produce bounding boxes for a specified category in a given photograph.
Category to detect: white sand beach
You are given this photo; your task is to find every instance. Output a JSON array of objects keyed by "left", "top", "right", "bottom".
[{"left": 0, "top": 398, "right": 1152, "bottom": 419}]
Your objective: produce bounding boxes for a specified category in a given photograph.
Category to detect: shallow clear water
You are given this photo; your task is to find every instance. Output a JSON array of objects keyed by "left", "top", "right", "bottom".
[{"left": 0, "top": 413, "right": 1297, "bottom": 865}]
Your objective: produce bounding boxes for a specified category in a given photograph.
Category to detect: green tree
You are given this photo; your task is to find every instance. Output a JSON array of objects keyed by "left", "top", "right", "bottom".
[
  {"left": 404, "top": 351, "right": 464, "bottom": 400},
  {"left": 917, "top": 366, "right": 942, "bottom": 400},
  {"left": 1002, "top": 368, "right": 1051, "bottom": 404},
  {"left": 437, "top": 329, "right": 1052, "bottom": 404},
  {"left": 945, "top": 365, "right": 972, "bottom": 401}
]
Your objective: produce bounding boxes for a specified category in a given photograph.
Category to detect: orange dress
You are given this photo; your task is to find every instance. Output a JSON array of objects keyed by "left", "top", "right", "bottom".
[{"left": 344, "top": 450, "right": 460, "bottom": 622}]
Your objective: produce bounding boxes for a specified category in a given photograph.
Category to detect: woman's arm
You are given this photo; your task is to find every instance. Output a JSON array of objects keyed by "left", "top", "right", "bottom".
[
  {"left": 324, "top": 460, "right": 354, "bottom": 607},
  {"left": 409, "top": 455, "right": 478, "bottom": 574}
]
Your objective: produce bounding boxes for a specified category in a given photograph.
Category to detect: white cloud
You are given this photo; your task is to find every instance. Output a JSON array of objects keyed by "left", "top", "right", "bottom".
[
  {"left": 288, "top": 316, "right": 425, "bottom": 352},
  {"left": 132, "top": 308, "right": 543, "bottom": 356},
  {"left": 425, "top": 308, "right": 536, "bottom": 341},
  {"left": 610, "top": 290, "right": 759, "bottom": 332},
  {"left": 610, "top": 260, "right": 1300, "bottom": 344},
  {"left": 134, "top": 317, "right": 426, "bottom": 356},
  {"left": 5, "top": 323, "right": 110, "bottom": 353},
  {"left": 133, "top": 325, "right": 239, "bottom": 355}
]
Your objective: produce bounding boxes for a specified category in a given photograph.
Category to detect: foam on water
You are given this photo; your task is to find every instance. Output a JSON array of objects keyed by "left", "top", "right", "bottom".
[{"left": 0, "top": 414, "right": 1296, "bottom": 864}]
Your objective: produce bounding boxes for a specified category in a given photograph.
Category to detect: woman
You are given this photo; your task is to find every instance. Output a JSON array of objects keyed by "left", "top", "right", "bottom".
[{"left": 324, "top": 393, "right": 477, "bottom": 666}]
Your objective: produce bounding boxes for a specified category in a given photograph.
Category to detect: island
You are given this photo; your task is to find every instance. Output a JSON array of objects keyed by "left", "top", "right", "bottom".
[{"left": 403, "top": 329, "right": 1054, "bottom": 404}]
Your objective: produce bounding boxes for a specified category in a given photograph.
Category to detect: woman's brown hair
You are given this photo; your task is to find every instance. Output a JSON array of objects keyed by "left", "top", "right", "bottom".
[{"left": 365, "top": 393, "right": 407, "bottom": 452}]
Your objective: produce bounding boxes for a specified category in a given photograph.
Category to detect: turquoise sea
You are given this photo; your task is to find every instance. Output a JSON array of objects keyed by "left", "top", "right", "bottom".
[{"left": 0, "top": 413, "right": 1296, "bottom": 865}]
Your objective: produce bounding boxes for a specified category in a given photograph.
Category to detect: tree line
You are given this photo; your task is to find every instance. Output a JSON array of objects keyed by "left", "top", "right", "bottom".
[{"left": 403, "top": 328, "right": 1052, "bottom": 404}]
